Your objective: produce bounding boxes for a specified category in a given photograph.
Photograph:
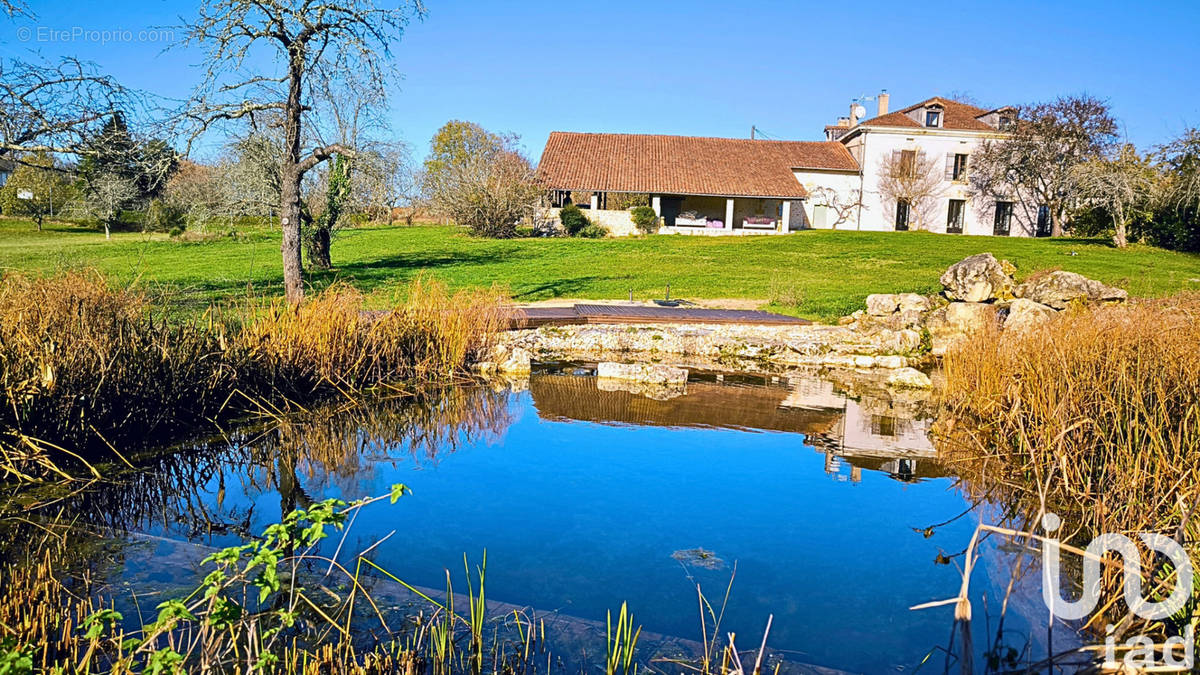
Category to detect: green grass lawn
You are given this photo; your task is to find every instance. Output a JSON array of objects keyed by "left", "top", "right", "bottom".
[{"left": 3, "top": 217, "right": 1199, "bottom": 322}]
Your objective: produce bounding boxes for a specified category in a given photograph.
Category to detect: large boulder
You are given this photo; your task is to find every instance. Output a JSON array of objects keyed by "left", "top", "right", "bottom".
[
  {"left": 939, "top": 253, "right": 1015, "bottom": 303},
  {"left": 1016, "top": 271, "right": 1128, "bottom": 309},
  {"left": 887, "top": 367, "right": 933, "bottom": 389},
  {"left": 945, "top": 302, "right": 1000, "bottom": 333},
  {"left": 866, "top": 294, "right": 901, "bottom": 316},
  {"left": 925, "top": 302, "right": 999, "bottom": 356},
  {"left": 1004, "top": 298, "right": 1057, "bottom": 333},
  {"left": 897, "top": 293, "right": 933, "bottom": 313}
]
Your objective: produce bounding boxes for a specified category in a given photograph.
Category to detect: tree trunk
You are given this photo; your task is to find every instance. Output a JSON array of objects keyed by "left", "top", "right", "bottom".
[
  {"left": 1050, "top": 205, "right": 1064, "bottom": 237},
  {"left": 307, "top": 226, "right": 332, "bottom": 270},
  {"left": 1113, "top": 212, "right": 1128, "bottom": 249},
  {"left": 35, "top": 216, "right": 42, "bottom": 232},
  {"left": 280, "top": 45, "right": 307, "bottom": 304},
  {"left": 279, "top": 167, "right": 305, "bottom": 304}
]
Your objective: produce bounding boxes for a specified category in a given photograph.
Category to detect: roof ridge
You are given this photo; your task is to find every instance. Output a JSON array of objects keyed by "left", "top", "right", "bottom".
[{"left": 546, "top": 130, "right": 842, "bottom": 146}]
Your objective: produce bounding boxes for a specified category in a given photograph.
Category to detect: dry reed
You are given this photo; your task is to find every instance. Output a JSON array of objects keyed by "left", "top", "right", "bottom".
[
  {"left": 0, "top": 271, "right": 507, "bottom": 482},
  {"left": 938, "top": 292, "right": 1200, "bottom": 637}
]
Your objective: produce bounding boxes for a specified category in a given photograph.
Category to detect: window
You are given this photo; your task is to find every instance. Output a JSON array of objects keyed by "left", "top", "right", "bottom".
[
  {"left": 1036, "top": 205, "right": 1051, "bottom": 237},
  {"left": 998, "top": 115, "right": 1012, "bottom": 130},
  {"left": 925, "top": 110, "right": 942, "bottom": 127},
  {"left": 899, "top": 149, "right": 917, "bottom": 178},
  {"left": 946, "top": 199, "right": 966, "bottom": 233},
  {"left": 952, "top": 154, "right": 968, "bottom": 181},
  {"left": 993, "top": 201, "right": 1013, "bottom": 236},
  {"left": 894, "top": 200, "right": 910, "bottom": 231}
]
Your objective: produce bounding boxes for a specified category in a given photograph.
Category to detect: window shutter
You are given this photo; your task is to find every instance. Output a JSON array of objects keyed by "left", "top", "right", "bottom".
[{"left": 945, "top": 154, "right": 955, "bottom": 180}]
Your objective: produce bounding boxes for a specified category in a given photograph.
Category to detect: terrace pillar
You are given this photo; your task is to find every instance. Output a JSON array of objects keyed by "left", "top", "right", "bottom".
[
  {"left": 652, "top": 195, "right": 661, "bottom": 217},
  {"left": 781, "top": 201, "right": 791, "bottom": 233},
  {"left": 725, "top": 198, "right": 734, "bottom": 230},
  {"left": 590, "top": 193, "right": 600, "bottom": 211}
]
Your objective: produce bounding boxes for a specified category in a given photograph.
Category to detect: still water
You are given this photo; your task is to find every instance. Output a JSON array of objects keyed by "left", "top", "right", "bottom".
[{"left": 36, "top": 364, "right": 1068, "bottom": 673}]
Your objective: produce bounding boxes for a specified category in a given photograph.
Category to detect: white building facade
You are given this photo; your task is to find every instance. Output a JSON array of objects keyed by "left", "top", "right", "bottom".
[
  {"left": 536, "top": 94, "right": 1045, "bottom": 238},
  {"left": 808, "top": 95, "right": 1046, "bottom": 237}
]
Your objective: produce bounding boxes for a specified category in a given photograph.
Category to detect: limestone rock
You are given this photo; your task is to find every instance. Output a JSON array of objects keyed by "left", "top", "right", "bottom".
[
  {"left": 1004, "top": 298, "right": 1058, "bottom": 333},
  {"left": 1016, "top": 271, "right": 1128, "bottom": 309},
  {"left": 866, "top": 294, "right": 901, "bottom": 316},
  {"left": 939, "top": 253, "right": 1015, "bottom": 302},
  {"left": 853, "top": 355, "right": 876, "bottom": 368},
  {"left": 876, "top": 355, "right": 906, "bottom": 369},
  {"left": 897, "top": 293, "right": 933, "bottom": 313},
  {"left": 945, "top": 302, "right": 1000, "bottom": 334},
  {"left": 887, "top": 367, "right": 932, "bottom": 389},
  {"left": 596, "top": 361, "right": 688, "bottom": 384},
  {"left": 925, "top": 303, "right": 998, "bottom": 356},
  {"left": 496, "top": 346, "right": 532, "bottom": 374}
]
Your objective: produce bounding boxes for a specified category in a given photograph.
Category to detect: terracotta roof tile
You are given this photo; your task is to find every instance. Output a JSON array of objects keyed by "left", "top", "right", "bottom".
[
  {"left": 859, "top": 97, "right": 996, "bottom": 132},
  {"left": 536, "top": 132, "right": 857, "bottom": 199}
]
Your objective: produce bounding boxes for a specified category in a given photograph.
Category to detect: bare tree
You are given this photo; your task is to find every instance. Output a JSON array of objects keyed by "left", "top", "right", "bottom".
[
  {"left": 72, "top": 174, "right": 138, "bottom": 239},
  {"left": 807, "top": 187, "right": 864, "bottom": 230},
  {"left": 1072, "top": 144, "right": 1158, "bottom": 248},
  {"left": 877, "top": 149, "right": 944, "bottom": 230},
  {"left": 178, "top": 0, "right": 426, "bottom": 303},
  {"left": 1158, "top": 128, "right": 1200, "bottom": 214},
  {"left": 0, "top": 57, "right": 135, "bottom": 162},
  {"left": 970, "top": 95, "right": 1118, "bottom": 237},
  {"left": 426, "top": 143, "right": 541, "bottom": 239}
]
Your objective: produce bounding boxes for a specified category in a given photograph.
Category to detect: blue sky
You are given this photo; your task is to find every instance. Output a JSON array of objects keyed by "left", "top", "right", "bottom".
[{"left": 3, "top": 0, "right": 1199, "bottom": 162}]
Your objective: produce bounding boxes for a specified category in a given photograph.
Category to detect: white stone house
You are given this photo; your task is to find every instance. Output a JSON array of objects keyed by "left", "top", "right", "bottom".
[
  {"left": 822, "top": 94, "right": 1044, "bottom": 236},
  {"left": 536, "top": 94, "right": 1044, "bottom": 237}
]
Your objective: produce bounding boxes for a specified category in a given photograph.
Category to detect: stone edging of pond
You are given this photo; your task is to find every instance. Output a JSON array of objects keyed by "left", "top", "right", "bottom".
[{"left": 475, "top": 320, "right": 934, "bottom": 390}]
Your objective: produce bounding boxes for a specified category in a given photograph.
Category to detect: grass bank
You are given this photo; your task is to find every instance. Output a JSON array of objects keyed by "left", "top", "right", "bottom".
[
  {"left": 3, "top": 218, "right": 1199, "bottom": 322},
  {"left": 939, "top": 294, "right": 1200, "bottom": 640},
  {"left": 0, "top": 270, "right": 504, "bottom": 482}
]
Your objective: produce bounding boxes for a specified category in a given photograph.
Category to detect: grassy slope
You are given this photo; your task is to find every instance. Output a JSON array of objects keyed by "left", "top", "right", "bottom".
[{"left": 2, "top": 217, "right": 1199, "bottom": 321}]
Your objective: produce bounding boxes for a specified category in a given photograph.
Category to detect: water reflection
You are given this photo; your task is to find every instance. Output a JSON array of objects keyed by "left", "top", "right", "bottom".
[
  {"left": 2, "top": 364, "right": 1067, "bottom": 673},
  {"left": 528, "top": 362, "right": 948, "bottom": 483}
]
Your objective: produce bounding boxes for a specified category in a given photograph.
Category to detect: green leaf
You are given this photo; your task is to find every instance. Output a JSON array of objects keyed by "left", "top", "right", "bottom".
[{"left": 391, "top": 483, "right": 411, "bottom": 503}]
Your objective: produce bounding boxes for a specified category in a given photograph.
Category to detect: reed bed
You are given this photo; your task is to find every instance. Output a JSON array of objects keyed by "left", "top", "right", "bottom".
[
  {"left": 938, "top": 292, "right": 1200, "bottom": 639},
  {"left": 0, "top": 271, "right": 507, "bottom": 482}
]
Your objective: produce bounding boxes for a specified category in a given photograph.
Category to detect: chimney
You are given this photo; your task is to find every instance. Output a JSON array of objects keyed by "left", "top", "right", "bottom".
[
  {"left": 849, "top": 102, "right": 860, "bottom": 127},
  {"left": 878, "top": 90, "right": 890, "bottom": 116}
]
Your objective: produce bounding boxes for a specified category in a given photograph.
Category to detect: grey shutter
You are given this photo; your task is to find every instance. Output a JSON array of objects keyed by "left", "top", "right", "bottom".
[{"left": 945, "top": 154, "right": 955, "bottom": 180}]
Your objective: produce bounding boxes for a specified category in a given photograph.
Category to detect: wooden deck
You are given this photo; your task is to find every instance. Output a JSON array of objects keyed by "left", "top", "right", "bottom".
[{"left": 508, "top": 303, "right": 810, "bottom": 329}]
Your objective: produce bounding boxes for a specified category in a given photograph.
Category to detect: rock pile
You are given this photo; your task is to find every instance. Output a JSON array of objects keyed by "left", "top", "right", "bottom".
[{"left": 846, "top": 253, "right": 1129, "bottom": 355}]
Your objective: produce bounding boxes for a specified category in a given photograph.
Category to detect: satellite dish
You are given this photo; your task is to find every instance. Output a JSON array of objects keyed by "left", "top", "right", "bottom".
[{"left": 853, "top": 104, "right": 868, "bottom": 119}]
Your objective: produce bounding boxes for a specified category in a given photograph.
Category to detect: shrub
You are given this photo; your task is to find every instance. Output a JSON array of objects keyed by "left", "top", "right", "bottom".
[
  {"left": 168, "top": 226, "right": 185, "bottom": 238},
  {"left": 575, "top": 223, "right": 608, "bottom": 238},
  {"left": 144, "top": 199, "right": 186, "bottom": 232},
  {"left": 630, "top": 206, "right": 659, "bottom": 234},
  {"left": 559, "top": 203, "right": 589, "bottom": 235}
]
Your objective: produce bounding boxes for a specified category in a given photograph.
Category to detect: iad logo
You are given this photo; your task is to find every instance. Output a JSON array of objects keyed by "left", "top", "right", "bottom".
[{"left": 1040, "top": 513, "right": 1194, "bottom": 669}]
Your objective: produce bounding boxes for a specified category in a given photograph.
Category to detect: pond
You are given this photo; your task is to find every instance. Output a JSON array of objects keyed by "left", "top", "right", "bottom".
[{"left": 7, "top": 364, "right": 1075, "bottom": 673}]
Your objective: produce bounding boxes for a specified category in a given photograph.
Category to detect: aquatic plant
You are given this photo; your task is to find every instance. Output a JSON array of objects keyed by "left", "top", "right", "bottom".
[
  {"left": 0, "top": 271, "right": 506, "bottom": 482},
  {"left": 938, "top": 292, "right": 1200, "bottom": 643}
]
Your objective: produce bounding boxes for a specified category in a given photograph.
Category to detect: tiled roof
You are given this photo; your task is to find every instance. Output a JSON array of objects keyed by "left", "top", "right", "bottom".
[
  {"left": 858, "top": 97, "right": 996, "bottom": 132},
  {"left": 537, "top": 132, "right": 858, "bottom": 199}
]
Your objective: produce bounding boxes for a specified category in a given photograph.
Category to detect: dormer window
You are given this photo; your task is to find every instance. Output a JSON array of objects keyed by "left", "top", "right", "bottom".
[
  {"left": 998, "top": 115, "right": 1013, "bottom": 130},
  {"left": 925, "top": 110, "right": 942, "bottom": 127}
]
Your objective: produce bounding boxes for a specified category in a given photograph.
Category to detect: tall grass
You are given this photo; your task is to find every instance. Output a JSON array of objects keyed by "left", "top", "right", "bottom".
[
  {"left": 938, "top": 293, "right": 1200, "bottom": 638},
  {"left": 0, "top": 271, "right": 506, "bottom": 482}
]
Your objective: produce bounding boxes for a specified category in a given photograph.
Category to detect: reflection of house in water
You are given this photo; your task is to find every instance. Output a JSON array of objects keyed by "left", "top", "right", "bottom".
[
  {"left": 777, "top": 375, "right": 946, "bottom": 482},
  {"left": 526, "top": 365, "right": 947, "bottom": 483}
]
